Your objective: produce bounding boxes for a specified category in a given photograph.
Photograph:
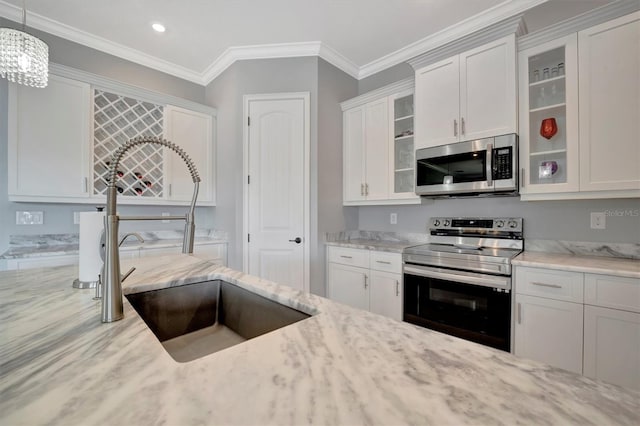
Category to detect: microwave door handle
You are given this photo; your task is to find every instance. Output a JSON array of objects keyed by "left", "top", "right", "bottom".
[{"left": 486, "top": 143, "right": 493, "bottom": 187}]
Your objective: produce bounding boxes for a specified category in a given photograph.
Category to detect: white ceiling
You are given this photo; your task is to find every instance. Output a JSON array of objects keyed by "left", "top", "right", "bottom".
[{"left": 0, "top": 0, "right": 574, "bottom": 85}]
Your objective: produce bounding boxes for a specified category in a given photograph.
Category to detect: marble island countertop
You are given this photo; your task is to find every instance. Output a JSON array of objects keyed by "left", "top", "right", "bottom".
[{"left": 1, "top": 256, "right": 639, "bottom": 425}]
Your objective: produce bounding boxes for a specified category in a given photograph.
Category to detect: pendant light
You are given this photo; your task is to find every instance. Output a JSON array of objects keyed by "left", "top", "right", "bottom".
[{"left": 0, "top": 0, "right": 49, "bottom": 88}]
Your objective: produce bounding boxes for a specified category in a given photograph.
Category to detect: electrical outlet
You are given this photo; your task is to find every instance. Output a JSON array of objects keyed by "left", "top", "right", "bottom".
[
  {"left": 590, "top": 212, "right": 606, "bottom": 229},
  {"left": 390, "top": 213, "right": 398, "bottom": 225},
  {"left": 16, "top": 211, "right": 43, "bottom": 225},
  {"left": 162, "top": 212, "right": 170, "bottom": 224},
  {"left": 73, "top": 212, "right": 81, "bottom": 225}
]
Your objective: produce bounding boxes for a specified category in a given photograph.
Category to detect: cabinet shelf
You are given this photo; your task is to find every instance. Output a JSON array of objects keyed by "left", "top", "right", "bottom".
[
  {"left": 394, "top": 134, "right": 414, "bottom": 141},
  {"left": 530, "top": 149, "right": 567, "bottom": 157},
  {"left": 529, "top": 75, "right": 565, "bottom": 87},
  {"left": 394, "top": 114, "right": 414, "bottom": 122},
  {"left": 529, "top": 103, "right": 566, "bottom": 113},
  {"left": 394, "top": 167, "right": 414, "bottom": 173}
]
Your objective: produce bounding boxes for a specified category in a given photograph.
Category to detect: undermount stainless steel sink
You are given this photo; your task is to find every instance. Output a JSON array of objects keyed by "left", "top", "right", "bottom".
[{"left": 125, "top": 280, "right": 310, "bottom": 362}]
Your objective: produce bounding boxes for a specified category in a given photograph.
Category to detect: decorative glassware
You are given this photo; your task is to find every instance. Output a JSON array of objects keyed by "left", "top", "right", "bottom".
[
  {"left": 543, "top": 68, "right": 550, "bottom": 80},
  {"left": 540, "top": 117, "right": 558, "bottom": 140},
  {"left": 558, "top": 62, "right": 565, "bottom": 76}
]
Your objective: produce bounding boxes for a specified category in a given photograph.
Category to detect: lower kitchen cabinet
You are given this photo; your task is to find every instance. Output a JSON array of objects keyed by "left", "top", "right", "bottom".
[
  {"left": 583, "top": 305, "right": 640, "bottom": 390},
  {"left": 326, "top": 246, "right": 403, "bottom": 321},
  {"left": 514, "top": 293, "right": 584, "bottom": 374},
  {"left": 514, "top": 265, "right": 640, "bottom": 390}
]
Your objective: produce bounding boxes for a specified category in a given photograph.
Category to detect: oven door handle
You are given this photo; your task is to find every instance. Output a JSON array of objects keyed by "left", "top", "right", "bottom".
[
  {"left": 403, "top": 264, "right": 511, "bottom": 291},
  {"left": 486, "top": 143, "right": 493, "bottom": 187}
]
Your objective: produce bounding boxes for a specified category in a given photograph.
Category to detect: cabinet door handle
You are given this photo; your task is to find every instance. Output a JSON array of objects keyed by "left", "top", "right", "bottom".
[
  {"left": 521, "top": 168, "right": 525, "bottom": 188},
  {"left": 168, "top": 183, "right": 172, "bottom": 197},
  {"left": 517, "top": 302, "right": 522, "bottom": 324},
  {"left": 364, "top": 274, "right": 368, "bottom": 289},
  {"left": 365, "top": 183, "right": 369, "bottom": 196},
  {"left": 360, "top": 183, "right": 364, "bottom": 196},
  {"left": 376, "top": 260, "right": 391, "bottom": 265},
  {"left": 82, "top": 177, "right": 88, "bottom": 193},
  {"left": 461, "top": 117, "right": 465, "bottom": 135},
  {"left": 453, "top": 119, "right": 458, "bottom": 137},
  {"left": 339, "top": 255, "right": 353, "bottom": 259},
  {"left": 531, "top": 281, "right": 562, "bottom": 289},
  {"left": 395, "top": 280, "right": 400, "bottom": 297}
]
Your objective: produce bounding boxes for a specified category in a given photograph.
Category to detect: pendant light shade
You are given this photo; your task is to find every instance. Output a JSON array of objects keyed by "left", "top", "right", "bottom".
[{"left": 0, "top": 1, "right": 49, "bottom": 88}]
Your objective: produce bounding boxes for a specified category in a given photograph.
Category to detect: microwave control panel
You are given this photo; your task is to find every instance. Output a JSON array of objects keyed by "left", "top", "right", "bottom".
[{"left": 493, "top": 147, "right": 513, "bottom": 180}]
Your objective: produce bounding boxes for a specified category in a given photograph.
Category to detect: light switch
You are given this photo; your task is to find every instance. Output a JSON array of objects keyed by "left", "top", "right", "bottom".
[
  {"left": 73, "top": 212, "right": 81, "bottom": 225},
  {"left": 16, "top": 211, "right": 44, "bottom": 225},
  {"left": 390, "top": 213, "right": 398, "bottom": 225}
]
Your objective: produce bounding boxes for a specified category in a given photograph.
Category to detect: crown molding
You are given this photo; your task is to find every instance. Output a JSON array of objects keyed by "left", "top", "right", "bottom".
[
  {"left": 406, "top": 14, "right": 526, "bottom": 71},
  {"left": 518, "top": 0, "right": 640, "bottom": 50},
  {"left": 340, "top": 77, "right": 414, "bottom": 111},
  {"left": 48, "top": 63, "right": 216, "bottom": 115},
  {"left": 359, "top": 0, "right": 543, "bottom": 78},
  {"left": 201, "top": 41, "right": 360, "bottom": 84}
]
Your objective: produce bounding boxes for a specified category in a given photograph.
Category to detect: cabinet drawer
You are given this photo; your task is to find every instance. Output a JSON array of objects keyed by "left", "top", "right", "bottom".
[
  {"left": 585, "top": 274, "right": 640, "bottom": 313},
  {"left": 515, "top": 266, "right": 583, "bottom": 303},
  {"left": 370, "top": 251, "right": 402, "bottom": 273},
  {"left": 328, "top": 246, "right": 369, "bottom": 268}
]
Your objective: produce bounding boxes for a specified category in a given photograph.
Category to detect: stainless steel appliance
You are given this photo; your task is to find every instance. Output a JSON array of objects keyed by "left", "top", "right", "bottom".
[
  {"left": 415, "top": 134, "right": 518, "bottom": 197},
  {"left": 403, "top": 217, "right": 523, "bottom": 351}
]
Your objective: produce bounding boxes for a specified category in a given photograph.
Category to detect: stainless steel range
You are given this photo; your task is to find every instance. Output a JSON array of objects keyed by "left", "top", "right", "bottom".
[{"left": 403, "top": 217, "right": 523, "bottom": 351}]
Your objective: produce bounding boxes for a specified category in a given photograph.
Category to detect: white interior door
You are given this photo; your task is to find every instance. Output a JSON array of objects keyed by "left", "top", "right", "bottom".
[{"left": 245, "top": 94, "right": 309, "bottom": 291}]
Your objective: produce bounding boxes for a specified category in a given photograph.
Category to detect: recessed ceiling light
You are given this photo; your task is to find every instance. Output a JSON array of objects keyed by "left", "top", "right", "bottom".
[{"left": 152, "top": 23, "right": 166, "bottom": 33}]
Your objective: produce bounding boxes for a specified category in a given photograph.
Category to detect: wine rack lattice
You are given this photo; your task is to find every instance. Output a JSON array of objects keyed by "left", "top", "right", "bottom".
[{"left": 93, "top": 90, "right": 165, "bottom": 198}]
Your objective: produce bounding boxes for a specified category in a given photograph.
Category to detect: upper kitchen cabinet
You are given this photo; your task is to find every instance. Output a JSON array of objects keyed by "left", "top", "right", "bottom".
[
  {"left": 8, "top": 74, "right": 92, "bottom": 201},
  {"left": 519, "top": 11, "right": 640, "bottom": 200},
  {"left": 164, "top": 105, "right": 215, "bottom": 204},
  {"left": 415, "top": 35, "right": 517, "bottom": 150},
  {"left": 341, "top": 79, "right": 420, "bottom": 206},
  {"left": 519, "top": 34, "right": 580, "bottom": 195},
  {"left": 578, "top": 13, "right": 640, "bottom": 193},
  {"left": 7, "top": 65, "right": 217, "bottom": 205}
]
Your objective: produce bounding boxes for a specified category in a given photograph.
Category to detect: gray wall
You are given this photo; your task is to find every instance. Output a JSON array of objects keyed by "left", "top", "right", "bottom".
[
  {"left": 0, "top": 21, "right": 214, "bottom": 255},
  {"left": 204, "top": 57, "right": 320, "bottom": 279},
  {"left": 358, "top": 63, "right": 414, "bottom": 95},
  {"left": 317, "top": 59, "right": 359, "bottom": 295},
  {"left": 358, "top": 197, "right": 640, "bottom": 243}
]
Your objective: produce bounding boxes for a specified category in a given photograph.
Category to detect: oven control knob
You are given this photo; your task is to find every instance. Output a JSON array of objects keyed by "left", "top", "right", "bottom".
[
  {"left": 433, "top": 219, "right": 440, "bottom": 226},
  {"left": 508, "top": 220, "right": 518, "bottom": 229},
  {"left": 495, "top": 220, "right": 504, "bottom": 228},
  {"left": 444, "top": 219, "right": 451, "bottom": 226}
]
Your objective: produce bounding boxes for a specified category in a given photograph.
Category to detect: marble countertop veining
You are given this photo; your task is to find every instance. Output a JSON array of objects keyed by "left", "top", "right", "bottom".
[
  {"left": 514, "top": 251, "right": 640, "bottom": 278},
  {"left": 324, "top": 239, "right": 417, "bottom": 253},
  {"left": 1, "top": 256, "right": 639, "bottom": 425}
]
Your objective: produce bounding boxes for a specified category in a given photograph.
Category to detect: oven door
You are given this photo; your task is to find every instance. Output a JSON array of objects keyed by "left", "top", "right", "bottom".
[{"left": 403, "top": 263, "right": 511, "bottom": 351}]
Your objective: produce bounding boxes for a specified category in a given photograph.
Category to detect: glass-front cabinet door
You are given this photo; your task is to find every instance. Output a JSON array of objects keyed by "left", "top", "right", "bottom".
[
  {"left": 389, "top": 91, "right": 418, "bottom": 199},
  {"left": 518, "top": 34, "right": 579, "bottom": 197}
]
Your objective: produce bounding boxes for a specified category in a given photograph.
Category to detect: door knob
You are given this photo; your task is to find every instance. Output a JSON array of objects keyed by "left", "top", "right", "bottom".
[{"left": 289, "top": 237, "right": 302, "bottom": 244}]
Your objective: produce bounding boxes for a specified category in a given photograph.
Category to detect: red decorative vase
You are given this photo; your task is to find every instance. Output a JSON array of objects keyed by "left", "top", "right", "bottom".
[{"left": 540, "top": 117, "right": 558, "bottom": 140}]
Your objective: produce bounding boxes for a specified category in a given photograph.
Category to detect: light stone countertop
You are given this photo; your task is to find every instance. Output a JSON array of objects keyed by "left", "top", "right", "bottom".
[
  {"left": 324, "top": 239, "right": 417, "bottom": 253},
  {"left": 1, "top": 255, "right": 639, "bottom": 425},
  {"left": 513, "top": 251, "right": 640, "bottom": 278}
]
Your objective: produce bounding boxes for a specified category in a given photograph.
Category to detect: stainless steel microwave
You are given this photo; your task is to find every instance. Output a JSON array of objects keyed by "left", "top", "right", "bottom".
[{"left": 415, "top": 134, "right": 518, "bottom": 197}]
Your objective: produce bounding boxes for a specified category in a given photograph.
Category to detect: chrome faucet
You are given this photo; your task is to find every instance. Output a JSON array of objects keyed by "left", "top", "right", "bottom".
[{"left": 101, "top": 136, "right": 200, "bottom": 323}]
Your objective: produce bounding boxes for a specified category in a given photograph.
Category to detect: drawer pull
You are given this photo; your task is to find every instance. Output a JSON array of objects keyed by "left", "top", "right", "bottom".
[
  {"left": 517, "top": 302, "right": 522, "bottom": 324},
  {"left": 364, "top": 275, "right": 368, "bottom": 289},
  {"left": 339, "top": 255, "right": 353, "bottom": 259},
  {"left": 376, "top": 260, "right": 392, "bottom": 265},
  {"left": 395, "top": 280, "right": 400, "bottom": 297},
  {"left": 531, "top": 281, "right": 562, "bottom": 289}
]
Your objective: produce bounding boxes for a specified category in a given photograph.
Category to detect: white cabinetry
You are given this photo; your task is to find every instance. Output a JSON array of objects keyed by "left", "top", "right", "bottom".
[
  {"left": 514, "top": 265, "right": 640, "bottom": 390},
  {"left": 514, "top": 267, "right": 584, "bottom": 374},
  {"left": 7, "top": 66, "right": 217, "bottom": 205},
  {"left": 8, "top": 74, "right": 92, "bottom": 201},
  {"left": 518, "top": 12, "right": 640, "bottom": 200},
  {"left": 327, "top": 246, "right": 403, "bottom": 321},
  {"left": 341, "top": 79, "right": 420, "bottom": 206},
  {"left": 583, "top": 274, "right": 640, "bottom": 390},
  {"left": 415, "top": 35, "right": 516, "bottom": 149},
  {"left": 164, "top": 106, "right": 215, "bottom": 203},
  {"left": 578, "top": 12, "right": 640, "bottom": 193}
]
